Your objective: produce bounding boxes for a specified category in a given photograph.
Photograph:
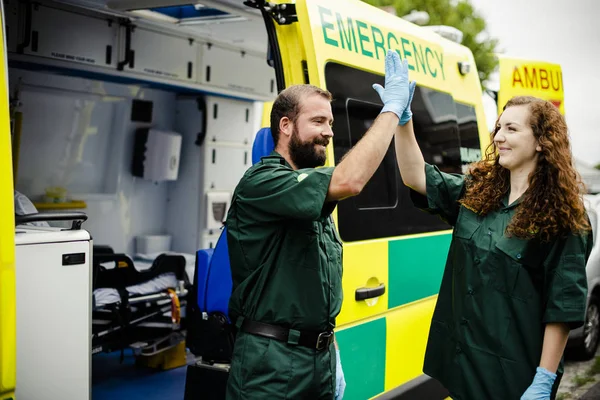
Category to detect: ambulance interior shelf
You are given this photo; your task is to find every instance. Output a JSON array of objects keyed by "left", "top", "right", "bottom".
[{"left": 32, "top": 200, "right": 87, "bottom": 210}]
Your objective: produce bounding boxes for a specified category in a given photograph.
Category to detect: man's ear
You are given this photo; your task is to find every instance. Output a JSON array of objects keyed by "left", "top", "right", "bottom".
[{"left": 279, "top": 116, "right": 292, "bottom": 138}]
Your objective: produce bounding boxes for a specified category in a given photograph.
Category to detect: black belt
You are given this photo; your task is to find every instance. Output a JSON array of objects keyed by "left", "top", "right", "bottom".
[{"left": 239, "top": 319, "right": 334, "bottom": 351}]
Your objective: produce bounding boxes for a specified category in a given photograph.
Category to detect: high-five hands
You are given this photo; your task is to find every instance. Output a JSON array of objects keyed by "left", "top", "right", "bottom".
[{"left": 372, "top": 50, "right": 417, "bottom": 125}]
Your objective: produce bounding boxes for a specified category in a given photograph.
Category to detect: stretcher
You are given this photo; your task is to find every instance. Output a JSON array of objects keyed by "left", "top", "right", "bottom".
[{"left": 92, "top": 247, "right": 194, "bottom": 357}]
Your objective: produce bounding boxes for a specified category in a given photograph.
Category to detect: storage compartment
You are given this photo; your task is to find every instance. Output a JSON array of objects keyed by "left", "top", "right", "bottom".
[
  {"left": 203, "top": 144, "right": 250, "bottom": 192},
  {"left": 128, "top": 26, "right": 197, "bottom": 81},
  {"left": 205, "top": 96, "right": 255, "bottom": 145},
  {"left": 19, "top": 4, "right": 118, "bottom": 68},
  {"left": 199, "top": 43, "right": 275, "bottom": 97}
]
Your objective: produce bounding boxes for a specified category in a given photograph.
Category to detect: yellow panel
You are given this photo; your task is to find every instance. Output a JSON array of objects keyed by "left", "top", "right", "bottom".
[
  {"left": 296, "top": 0, "right": 473, "bottom": 95},
  {"left": 336, "top": 240, "right": 388, "bottom": 326},
  {"left": 269, "top": 0, "right": 309, "bottom": 89},
  {"left": 260, "top": 101, "right": 273, "bottom": 129},
  {"left": 384, "top": 297, "right": 437, "bottom": 390},
  {"left": 0, "top": 6, "right": 16, "bottom": 399},
  {"left": 474, "top": 100, "right": 492, "bottom": 154}
]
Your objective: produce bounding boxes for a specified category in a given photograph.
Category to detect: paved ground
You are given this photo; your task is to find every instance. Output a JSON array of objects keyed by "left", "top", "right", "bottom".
[
  {"left": 556, "top": 346, "right": 600, "bottom": 399},
  {"left": 579, "top": 381, "right": 600, "bottom": 400}
]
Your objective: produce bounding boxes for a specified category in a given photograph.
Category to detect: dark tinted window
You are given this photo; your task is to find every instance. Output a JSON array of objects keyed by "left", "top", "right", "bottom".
[
  {"left": 325, "top": 62, "right": 481, "bottom": 242},
  {"left": 456, "top": 102, "right": 482, "bottom": 172},
  {"left": 346, "top": 99, "right": 398, "bottom": 210}
]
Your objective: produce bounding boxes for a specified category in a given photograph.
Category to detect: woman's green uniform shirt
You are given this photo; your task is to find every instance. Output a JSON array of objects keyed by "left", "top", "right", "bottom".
[{"left": 413, "top": 163, "right": 592, "bottom": 400}]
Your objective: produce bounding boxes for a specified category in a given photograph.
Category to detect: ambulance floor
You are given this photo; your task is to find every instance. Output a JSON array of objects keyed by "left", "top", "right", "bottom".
[{"left": 92, "top": 350, "right": 187, "bottom": 399}]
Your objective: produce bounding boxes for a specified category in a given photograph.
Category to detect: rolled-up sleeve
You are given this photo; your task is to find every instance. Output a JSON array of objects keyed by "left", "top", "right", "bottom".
[
  {"left": 543, "top": 231, "right": 592, "bottom": 329},
  {"left": 238, "top": 164, "right": 335, "bottom": 221},
  {"left": 409, "top": 163, "right": 466, "bottom": 226}
]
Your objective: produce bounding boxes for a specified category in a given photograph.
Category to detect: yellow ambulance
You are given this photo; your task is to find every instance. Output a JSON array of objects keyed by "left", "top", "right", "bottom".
[{"left": 497, "top": 55, "right": 565, "bottom": 114}]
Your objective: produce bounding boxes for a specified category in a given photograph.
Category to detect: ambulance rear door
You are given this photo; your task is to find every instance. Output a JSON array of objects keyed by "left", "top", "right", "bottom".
[{"left": 0, "top": 1, "right": 16, "bottom": 399}]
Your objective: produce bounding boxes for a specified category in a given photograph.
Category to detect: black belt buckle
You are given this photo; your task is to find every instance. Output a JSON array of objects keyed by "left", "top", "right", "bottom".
[{"left": 315, "top": 331, "right": 333, "bottom": 351}]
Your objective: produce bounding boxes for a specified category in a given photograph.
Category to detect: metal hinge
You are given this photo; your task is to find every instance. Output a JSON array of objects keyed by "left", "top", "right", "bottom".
[{"left": 244, "top": 1, "right": 297, "bottom": 25}]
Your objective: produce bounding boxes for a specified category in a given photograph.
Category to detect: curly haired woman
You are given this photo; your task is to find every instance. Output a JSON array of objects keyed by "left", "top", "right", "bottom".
[{"left": 394, "top": 96, "right": 593, "bottom": 400}]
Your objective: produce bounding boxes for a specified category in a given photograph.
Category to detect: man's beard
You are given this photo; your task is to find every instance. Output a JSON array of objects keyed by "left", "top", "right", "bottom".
[{"left": 289, "top": 123, "right": 329, "bottom": 169}]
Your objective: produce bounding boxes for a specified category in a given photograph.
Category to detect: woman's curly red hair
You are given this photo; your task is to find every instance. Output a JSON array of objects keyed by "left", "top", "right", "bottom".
[{"left": 460, "top": 96, "right": 590, "bottom": 241}]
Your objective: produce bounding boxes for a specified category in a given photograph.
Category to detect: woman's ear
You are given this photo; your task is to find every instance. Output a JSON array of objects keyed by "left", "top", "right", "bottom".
[{"left": 536, "top": 144, "right": 542, "bottom": 152}]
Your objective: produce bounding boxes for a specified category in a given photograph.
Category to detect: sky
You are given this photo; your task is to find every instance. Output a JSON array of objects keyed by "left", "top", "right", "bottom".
[{"left": 469, "top": 0, "right": 600, "bottom": 167}]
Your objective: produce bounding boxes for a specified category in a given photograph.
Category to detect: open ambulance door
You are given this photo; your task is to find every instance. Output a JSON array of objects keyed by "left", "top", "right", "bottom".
[{"left": 0, "top": 1, "right": 16, "bottom": 399}]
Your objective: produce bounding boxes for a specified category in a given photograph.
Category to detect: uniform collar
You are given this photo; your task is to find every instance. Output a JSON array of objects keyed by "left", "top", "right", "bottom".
[
  {"left": 501, "top": 192, "right": 524, "bottom": 210},
  {"left": 271, "top": 151, "right": 293, "bottom": 169}
]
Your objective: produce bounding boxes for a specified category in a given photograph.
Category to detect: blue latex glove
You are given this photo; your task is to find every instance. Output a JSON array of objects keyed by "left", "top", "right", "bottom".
[
  {"left": 335, "top": 348, "right": 346, "bottom": 400},
  {"left": 520, "top": 367, "right": 557, "bottom": 400},
  {"left": 372, "top": 50, "right": 416, "bottom": 125},
  {"left": 400, "top": 80, "right": 417, "bottom": 125}
]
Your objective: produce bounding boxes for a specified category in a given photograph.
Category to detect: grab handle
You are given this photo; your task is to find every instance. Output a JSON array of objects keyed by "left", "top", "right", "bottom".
[
  {"left": 16, "top": 212, "right": 88, "bottom": 230},
  {"left": 355, "top": 283, "right": 386, "bottom": 301}
]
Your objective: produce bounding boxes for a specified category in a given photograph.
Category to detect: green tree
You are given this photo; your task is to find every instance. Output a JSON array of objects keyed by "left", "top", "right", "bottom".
[
  {"left": 595, "top": 163, "right": 600, "bottom": 170},
  {"left": 363, "top": 0, "right": 499, "bottom": 85}
]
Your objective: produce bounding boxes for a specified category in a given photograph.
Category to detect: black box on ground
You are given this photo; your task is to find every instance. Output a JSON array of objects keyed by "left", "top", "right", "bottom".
[{"left": 183, "top": 361, "right": 229, "bottom": 400}]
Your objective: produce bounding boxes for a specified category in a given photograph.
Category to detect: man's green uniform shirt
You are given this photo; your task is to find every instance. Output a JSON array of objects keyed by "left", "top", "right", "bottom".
[{"left": 227, "top": 152, "right": 343, "bottom": 333}]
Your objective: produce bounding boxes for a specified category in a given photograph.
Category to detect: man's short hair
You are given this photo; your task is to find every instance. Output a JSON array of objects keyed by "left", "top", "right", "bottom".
[{"left": 270, "top": 84, "right": 332, "bottom": 146}]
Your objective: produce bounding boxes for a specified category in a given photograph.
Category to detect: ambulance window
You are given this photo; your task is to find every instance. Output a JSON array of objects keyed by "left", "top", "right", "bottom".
[
  {"left": 346, "top": 99, "right": 398, "bottom": 209},
  {"left": 412, "top": 87, "right": 462, "bottom": 174},
  {"left": 325, "top": 62, "right": 461, "bottom": 242},
  {"left": 456, "top": 102, "right": 481, "bottom": 172}
]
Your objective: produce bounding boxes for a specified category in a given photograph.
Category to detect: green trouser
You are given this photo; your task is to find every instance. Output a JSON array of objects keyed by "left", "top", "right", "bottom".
[{"left": 225, "top": 331, "right": 336, "bottom": 399}]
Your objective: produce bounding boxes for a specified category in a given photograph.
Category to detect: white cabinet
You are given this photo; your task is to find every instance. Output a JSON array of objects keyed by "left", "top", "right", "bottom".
[
  {"left": 205, "top": 96, "right": 255, "bottom": 145},
  {"left": 22, "top": 4, "right": 119, "bottom": 68},
  {"left": 203, "top": 144, "right": 250, "bottom": 192},
  {"left": 15, "top": 227, "right": 92, "bottom": 400},
  {"left": 128, "top": 26, "right": 198, "bottom": 82},
  {"left": 198, "top": 43, "right": 276, "bottom": 97},
  {"left": 7, "top": 3, "right": 275, "bottom": 102},
  {"left": 202, "top": 95, "right": 255, "bottom": 191}
]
